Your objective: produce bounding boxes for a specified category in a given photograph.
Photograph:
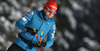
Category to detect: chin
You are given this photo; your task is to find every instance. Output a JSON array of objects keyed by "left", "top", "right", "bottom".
[{"left": 48, "top": 16, "right": 51, "bottom": 18}]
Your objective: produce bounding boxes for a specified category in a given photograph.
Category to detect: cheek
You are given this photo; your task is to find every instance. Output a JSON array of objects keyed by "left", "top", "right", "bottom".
[
  {"left": 45, "top": 11, "right": 54, "bottom": 18},
  {"left": 48, "top": 15, "right": 54, "bottom": 18},
  {"left": 46, "top": 12, "right": 50, "bottom": 15}
]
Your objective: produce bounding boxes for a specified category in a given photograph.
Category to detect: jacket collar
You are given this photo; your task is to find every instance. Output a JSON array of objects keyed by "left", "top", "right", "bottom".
[{"left": 40, "top": 10, "right": 52, "bottom": 22}]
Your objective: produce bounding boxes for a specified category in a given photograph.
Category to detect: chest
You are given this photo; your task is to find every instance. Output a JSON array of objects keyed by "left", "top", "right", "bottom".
[{"left": 25, "top": 15, "right": 52, "bottom": 35}]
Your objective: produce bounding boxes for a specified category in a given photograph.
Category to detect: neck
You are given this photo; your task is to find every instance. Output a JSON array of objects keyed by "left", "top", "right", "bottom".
[{"left": 41, "top": 10, "right": 49, "bottom": 20}]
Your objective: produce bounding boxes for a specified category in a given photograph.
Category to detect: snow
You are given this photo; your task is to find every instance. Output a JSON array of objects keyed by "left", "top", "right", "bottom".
[
  {"left": 78, "top": 47, "right": 89, "bottom": 51},
  {"left": 9, "top": 7, "right": 22, "bottom": 20},
  {"left": 36, "top": 1, "right": 44, "bottom": 10},
  {"left": 0, "top": 35, "right": 5, "bottom": 43},
  {"left": 4, "top": 20, "right": 11, "bottom": 32},
  {"left": 56, "top": 31, "right": 69, "bottom": 49},
  {"left": 60, "top": 7, "right": 77, "bottom": 30},
  {"left": 43, "top": 48, "right": 53, "bottom": 51},
  {"left": 0, "top": 46, "right": 2, "bottom": 50},
  {"left": 69, "top": 0, "right": 84, "bottom": 11},
  {"left": 0, "top": 5, "right": 3, "bottom": 13},
  {"left": 0, "top": 16, "right": 6, "bottom": 22},
  {"left": 58, "top": 38, "right": 69, "bottom": 49},
  {"left": 21, "top": 0, "right": 28, "bottom": 5},
  {"left": 84, "top": 9, "right": 90, "bottom": 15},
  {"left": 0, "top": 16, "right": 15, "bottom": 32},
  {"left": 1, "top": 2, "right": 10, "bottom": 13},
  {"left": 83, "top": 37, "right": 99, "bottom": 48},
  {"left": 6, "top": 41, "right": 12, "bottom": 50},
  {"left": 7, "top": 0, "right": 20, "bottom": 9},
  {"left": 81, "top": 23, "right": 95, "bottom": 38},
  {"left": 0, "top": 34, "right": 11, "bottom": 50},
  {"left": 31, "top": 2, "right": 36, "bottom": 7},
  {"left": 82, "top": 0, "right": 91, "bottom": 3},
  {"left": 64, "top": 29, "right": 75, "bottom": 41}
]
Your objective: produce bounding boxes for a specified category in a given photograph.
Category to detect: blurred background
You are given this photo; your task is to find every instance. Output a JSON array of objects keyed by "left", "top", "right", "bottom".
[{"left": 0, "top": 0, "right": 100, "bottom": 51}]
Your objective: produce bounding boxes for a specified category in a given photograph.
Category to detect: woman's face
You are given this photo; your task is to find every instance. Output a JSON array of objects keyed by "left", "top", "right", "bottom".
[{"left": 43, "top": 9, "right": 55, "bottom": 18}]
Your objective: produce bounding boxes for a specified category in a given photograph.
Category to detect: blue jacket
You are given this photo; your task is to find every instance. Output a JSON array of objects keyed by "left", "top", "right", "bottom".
[{"left": 14, "top": 10, "right": 56, "bottom": 51}]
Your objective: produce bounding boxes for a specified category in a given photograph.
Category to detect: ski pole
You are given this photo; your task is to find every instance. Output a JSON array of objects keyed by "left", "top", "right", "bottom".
[
  {"left": 35, "top": 30, "right": 43, "bottom": 51},
  {"left": 40, "top": 30, "right": 43, "bottom": 44},
  {"left": 39, "top": 30, "right": 43, "bottom": 51}
]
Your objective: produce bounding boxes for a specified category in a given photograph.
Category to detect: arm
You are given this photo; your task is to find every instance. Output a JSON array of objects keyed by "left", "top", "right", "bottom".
[
  {"left": 45, "top": 24, "right": 56, "bottom": 48},
  {"left": 15, "top": 10, "right": 35, "bottom": 31}
]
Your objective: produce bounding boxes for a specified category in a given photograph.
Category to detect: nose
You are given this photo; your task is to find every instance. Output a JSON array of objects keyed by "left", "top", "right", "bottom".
[{"left": 49, "top": 13, "right": 52, "bottom": 15}]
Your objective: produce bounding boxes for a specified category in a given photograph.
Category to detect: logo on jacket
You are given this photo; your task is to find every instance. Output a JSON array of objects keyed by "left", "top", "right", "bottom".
[
  {"left": 53, "top": 25, "right": 56, "bottom": 34},
  {"left": 21, "top": 17, "right": 26, "bottom": 21},
  {"left": 51, "top": 34, "right": 54, "bottom": 38},
  {"left": 30, "top": 11, "right": 34, "bottom": 15}
]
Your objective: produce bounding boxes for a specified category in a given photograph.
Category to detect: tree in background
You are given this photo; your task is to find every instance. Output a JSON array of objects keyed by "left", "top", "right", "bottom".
[{"left": 0, "top": 0, "right": 100, "bottom": 51}]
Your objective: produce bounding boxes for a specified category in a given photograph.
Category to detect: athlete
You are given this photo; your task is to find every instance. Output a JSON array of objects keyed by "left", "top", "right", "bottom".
[{"left": 7, "top": 0, "right": 57, "bottom": 51}]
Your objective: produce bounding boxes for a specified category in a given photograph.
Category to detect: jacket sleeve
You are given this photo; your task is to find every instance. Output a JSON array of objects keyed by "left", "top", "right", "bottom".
[
  {"left": 15, "top": 10, "right": 35, "bottom": 31},
  {"left": 45, "top": 24, "right": 56, "bottom": 48}
]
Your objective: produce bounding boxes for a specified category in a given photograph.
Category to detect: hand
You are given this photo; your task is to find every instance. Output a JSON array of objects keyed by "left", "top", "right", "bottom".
[
  {"left": 36, "top": 42, "right": 47, "bottom": 48},
  {"left": 24, "top": 27, "right": 37, "bottom": 35},
  {"left": 24, "top": 27, "right": 32, "bottom": 32},
  {"left": 29, "top": 42, "right": 46, "bottom": 49}
]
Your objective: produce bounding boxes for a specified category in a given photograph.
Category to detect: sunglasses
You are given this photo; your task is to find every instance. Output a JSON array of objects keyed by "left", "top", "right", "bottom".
[
  {"left": 48, "top": 10, "right": 56, "bottom": 15},
  {"left": 46, "top": 6, "right": 56, "bottom": 15}
]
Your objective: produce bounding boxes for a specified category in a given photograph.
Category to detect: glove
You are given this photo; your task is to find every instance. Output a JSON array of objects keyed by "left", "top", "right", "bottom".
[
  {"left": 36, "top": 42, "right": 47, "bottom": 48},
  {"left": 24, "top": 27, "right": 37, "bottom": 35},
  {"left": 24, "top": 27, "right": 32, "bottom": 32},
  {"left": 29, "top": 42, "right": 46, "bottom": 49},
  {"left": 29, "top": 43, "right": 36, "bottom": 49}
]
